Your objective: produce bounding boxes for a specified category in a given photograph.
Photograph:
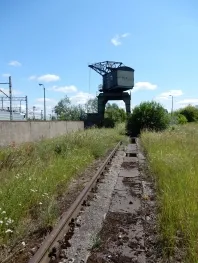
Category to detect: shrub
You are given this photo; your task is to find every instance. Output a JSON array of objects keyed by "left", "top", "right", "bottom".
[
  {"left": 177, "top": 113, "right": 188, "bottom": 124},
  {"left": 103, "top": 117, "right": 115, "bottom": 128},
  {"left": 126, "top": 101, "right": 169, "bottom": 136},
  {"left": 177, "top": 105, "right": 198, "bottom": 122}
]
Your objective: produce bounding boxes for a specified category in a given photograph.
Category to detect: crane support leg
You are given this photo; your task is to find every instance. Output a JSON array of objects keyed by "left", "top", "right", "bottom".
[
  {"left": 123, "top": 95, "right": 131, "bottom": 115},
  {"left": 97, "top": 92, "right": 131, "bottom": 120}
]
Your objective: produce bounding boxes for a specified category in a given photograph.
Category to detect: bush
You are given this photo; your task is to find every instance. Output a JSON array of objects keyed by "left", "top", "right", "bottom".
[
  {"left": 177, "top": 105, "right": 198, "bottom": 122},
  {"left": 103, "top": 117, "right": 115, "bottom": 128},
  {"left": 126, "top": 101, "right": 169, "bottom": 136},
  {"left": 177, "top": 113, "right": 188, "bottom": 124}
]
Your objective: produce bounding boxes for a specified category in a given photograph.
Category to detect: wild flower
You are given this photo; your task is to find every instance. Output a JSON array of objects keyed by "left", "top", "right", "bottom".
[
  {"left": 5, "top": 229, "right": 13, "bottom": 233},
  {"left": 30, "top": 189, "right": 37, "bottom": 192},
  {"left": 7, "top": 218, "right": 14, "bottom": 224}
]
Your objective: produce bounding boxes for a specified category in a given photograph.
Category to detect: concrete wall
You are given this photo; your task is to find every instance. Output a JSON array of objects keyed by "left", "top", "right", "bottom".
[{"left": 0, "top": 121, "right": 84, "bottom": 146}]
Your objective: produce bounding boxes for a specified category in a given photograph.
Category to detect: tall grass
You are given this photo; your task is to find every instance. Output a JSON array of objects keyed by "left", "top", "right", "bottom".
[
  {"left": 0, "top": 125, "right": 125, "bottom": 245},
  {"left": 141, "top": 124, "right": 198, "bottom": 262}
]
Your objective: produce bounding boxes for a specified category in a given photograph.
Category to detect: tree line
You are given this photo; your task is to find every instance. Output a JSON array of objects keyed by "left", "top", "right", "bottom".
[{"left": 54, "top": 95, "right": 127, "bottom": 123}]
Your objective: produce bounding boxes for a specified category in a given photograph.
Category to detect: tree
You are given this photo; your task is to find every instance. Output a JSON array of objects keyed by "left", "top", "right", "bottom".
[
  {"left": 105, "top": 103, "right": 127, "bottom": 123},
  {"left": 126, "top": 101, "right": 170, "bottom": 136},
  {"left": 54, "top": 96, "right": 86, "bottom": 121},
  {"left": 85, "top": 98, "right": 98, "bottom": 113},
  {"left": 176, "top": 105, "right": 198, "bottom": 122},
  {"left": 54, "top": 96, "right": 71, "bottom": 118}
]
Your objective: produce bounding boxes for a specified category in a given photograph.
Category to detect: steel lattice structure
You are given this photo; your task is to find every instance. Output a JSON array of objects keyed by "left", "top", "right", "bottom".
[
  {"left": 88, "top": 61, "right": 124, "bottom": 76},
  {"left": 0, "top": 96, "right": 28, "bottom": 119},
  {"left": 0, "top": 96, "right": 27, "bottom": 101}
]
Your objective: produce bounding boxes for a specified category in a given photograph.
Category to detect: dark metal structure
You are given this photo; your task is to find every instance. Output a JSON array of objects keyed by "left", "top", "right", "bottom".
[
  {"left": 89, "top": 61, "right": 124, "bottom": 76},
  {"left": 0, "top": 96, "right": 28, "bottom": 120},
  {"left": 87, "top": 61, "right": 135, "bottom": 125},
  {"left": 0, "top": 76, "right": 29, "bottom": 120},
  {"left": 0, "top": 76, "right": 13, "bottom": 120}
]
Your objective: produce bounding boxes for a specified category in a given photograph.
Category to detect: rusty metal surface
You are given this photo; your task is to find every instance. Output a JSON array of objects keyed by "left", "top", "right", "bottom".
[{"left": 28, "top": 141, "right": 121, "bottom": 263}]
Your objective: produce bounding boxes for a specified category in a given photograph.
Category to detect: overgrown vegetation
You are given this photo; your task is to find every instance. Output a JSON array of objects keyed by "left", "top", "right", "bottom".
[
  {"left": 126, "top": 101, "right": 170, "bottom": 136},
  {"left": 54, "top": 96, "right": 127, "bottom": 127},
  {"left": 176, "top": 113, "right": 188, "bottom": 124},
  {"left": 175, "top": 105, "right": 198, "bottom": 123},
  {"left": 141, "top": 124, "right": 198, "bottom": 262},
  {"left": 105, "top": 103, "right": 127, "bottom": 124},
  {"left": 0, "top": 125, "right": 125, "bottom": 245}
]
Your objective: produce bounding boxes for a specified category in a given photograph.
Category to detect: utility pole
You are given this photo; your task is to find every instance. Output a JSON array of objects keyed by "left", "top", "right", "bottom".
[
  {"left": 51, "top": 109, "right": 54, "bottom": 120},
  {"left": 9, "top": 76, "right": 13, "bottom": 120},
  {"left": 25, "top": 96, "right": 28, "bottom": 120},
  {"left": 19, "top": 100, "right": 22, "bottom": 113},
  {"left": 169, "top": 95, "right": 173, "bottom": 115},
  {"left": 39, "top": 83, "right": 46, "bottom": 121},
  {"left": 41, "top": 110, "right": 43, "bottom": 120},
  {"left": 0, "top": 76, "right": 12, "bottom": 120},
  {"left": 44, "top": 86, "right": 46, "bottom": 120},
  {"left": 33, "top": 106, "right": 36, "bottom": 120}
]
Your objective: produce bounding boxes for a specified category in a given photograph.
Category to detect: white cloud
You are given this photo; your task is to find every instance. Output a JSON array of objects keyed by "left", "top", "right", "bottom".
[
  {"left": 0, "top": 87, "right": 21, "bottom": 96},
  {"left": 51, "top": 85, "right": 77, "bottom": 93},
  {"left": 2, "top": 73, "right": 10, "bottom": 78},
  {"left": 29, "top": 75, "right": 37, "bottom": 80},
  {"left": 29, "top": 74, "right": 60, "bottom": 82},
  {"left": 121, "top": 33, "right": 130, "bottom": 38},
  {"left": 132, "top": 82, "right": 157, "bottom": 92},
  {"left": 177, "top": 99, "right": 198, "bottom": 106},
  {"left": 70, "top": 92, "right": 94, "bottom": 105},
  {"left": 155, "top": 89, "right": 183, "bottom": 100},
  {"left": 8, "top": 60, "right": 21, "bottom": 67},
  {"left": 111, "top": 32, "right": 130, "bottom": 46},
  {"left": 36, "top": 98, "right": 57, "bottom": 103}
]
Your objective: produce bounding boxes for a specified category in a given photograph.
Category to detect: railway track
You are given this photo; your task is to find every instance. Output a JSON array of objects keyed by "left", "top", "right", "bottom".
[{"left": 28, "top": 141, "right": 122, "bottom": 263}]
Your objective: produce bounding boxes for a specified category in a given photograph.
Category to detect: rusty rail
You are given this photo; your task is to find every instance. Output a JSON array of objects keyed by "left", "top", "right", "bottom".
[{"left": 28, "top": 141, "right": 121, "bottom": 263}]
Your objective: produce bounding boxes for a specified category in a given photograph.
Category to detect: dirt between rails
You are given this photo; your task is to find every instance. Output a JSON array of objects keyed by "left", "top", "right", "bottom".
[
  {"left": 0, "top": 148, "right": 114, "bottom": 263},
  {"left": 86, "top": 140, "right": 163, "bottom": 263}
]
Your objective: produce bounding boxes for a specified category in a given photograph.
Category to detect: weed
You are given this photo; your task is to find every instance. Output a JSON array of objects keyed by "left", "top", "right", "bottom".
[
  {"left": 141, "top": 123, "right": 198, "bottom": 262},
  {"left": 91, "top": 234, "right": 101, "bottom": 250},
  {"left": 0, "top": 126, "right": 125, "bottom": 246}
]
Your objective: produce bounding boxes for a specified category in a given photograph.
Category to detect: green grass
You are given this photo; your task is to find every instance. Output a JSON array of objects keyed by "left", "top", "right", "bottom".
[
  {"left": 0, "top": 125, "right": 125, "bottom": 245},
  {"left": 141, "top": 123, "right": 198, "bottom": 262}
]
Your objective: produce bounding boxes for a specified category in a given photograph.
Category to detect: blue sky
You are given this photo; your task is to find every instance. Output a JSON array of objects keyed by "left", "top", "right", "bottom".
[{"left": 0, "top": 0, "right": 198, "bottom": 118}]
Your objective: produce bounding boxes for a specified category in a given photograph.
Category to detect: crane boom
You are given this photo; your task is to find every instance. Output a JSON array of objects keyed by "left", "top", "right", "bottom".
[{"left": 88, "top": 61, "right": 124, "bottom": 76}]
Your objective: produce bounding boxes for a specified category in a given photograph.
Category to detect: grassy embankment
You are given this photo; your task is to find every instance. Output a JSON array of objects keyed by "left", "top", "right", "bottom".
[
  {"left": 0, "top": 125, "right": 125, "bottom": 245},
  {"left": 141, "top": 124, "right": 198, "bottom": 262}
]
